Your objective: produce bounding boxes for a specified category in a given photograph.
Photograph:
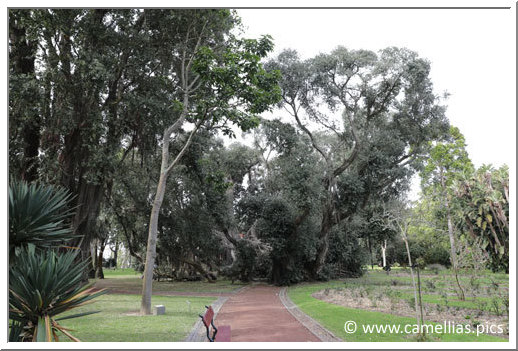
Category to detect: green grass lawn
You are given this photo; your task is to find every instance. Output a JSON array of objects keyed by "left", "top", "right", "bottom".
[
  {"left": 102, "top": 268, "right": 142, "bottom": 278},
  {"left": 55, "top": 294, "right": 215, "bottom": 342},
  {"left": 94, "top": 268, "right": 246, "bottom": 294},
  {"left": 288, "top": 282, "right": 507, "bottom": 342}
]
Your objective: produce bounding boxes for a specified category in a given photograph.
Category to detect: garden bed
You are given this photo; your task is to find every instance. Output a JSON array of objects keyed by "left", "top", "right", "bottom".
[{"left": 312, "top": 287, "right": 508, "bottom": 338}]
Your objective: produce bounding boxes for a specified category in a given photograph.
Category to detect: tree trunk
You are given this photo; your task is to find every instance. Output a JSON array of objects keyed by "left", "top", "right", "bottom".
[
  {"left": 271, "top": 258, "right": 291, "bottom": 286},
  {"left": 402, "top": 234, "right": 420, "bottom": 332},
  {"left": 96, "top": 239, "right": 106, "bottom": 279},
  {"left": 180, "top": 258, "right": 217, "bottom": 282},
  {"left": 311, "top": 203, "right": 334, "bottom": 279},
  {"left": 381, "top": 240, "right": 387, "bottom": 268},
  {"left": 140, "top": 113, "right": 197, "bottom": 314},
  {"left": 446, "top": 204, "right": 465, "bottom": 300},
  {"left": 10, "top": 12, "right": 40, "bottom": 183},
  {"left": 368, "top": 236, "right": 374, "bottom": 269},
  {"left": 71, "top": 182, "right": 104, "bottom": 281},
  {"left": 112, "top": 240, "right": 119, "bottom": 268},
  {"left": 140, "top": 169, "right": 168, "bottom": 315},
  {"left": 441, "top": 169, "right": 465, "bottom": 301}
]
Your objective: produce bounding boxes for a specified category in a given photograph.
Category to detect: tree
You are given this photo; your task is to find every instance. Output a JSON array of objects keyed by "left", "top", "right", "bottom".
[
  {"left": 358, "top": 203, "right": 398, "bottom": 269},
  {"left": 268, "top": 47, "right": 449, "bottom": 278},
  {"left": 453, "top": 165, "right": 509, "bottom": 272},
  {"left": 139, "top": 11, "right": 281, "bottom": 314},
  {"left": 420, "top": 126, "right": 474, "bottom": 299},
  {"left": 383, "top": 200, "right": 424, "bottom": 337},
  {"left": 235, "top": 119, "right": 324, "bottom": 285},
  {"left": 10, "top": 9, "right": 179, "bottom": 277},
  {"left": 9, "top": 10, "right": 40, "bottom": 182},
  {"left": 407, "top": 195, "right": 451, "bottom": 267}
]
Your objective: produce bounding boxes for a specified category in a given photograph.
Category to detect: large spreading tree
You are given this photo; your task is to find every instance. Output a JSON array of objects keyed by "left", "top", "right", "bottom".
[{"left": 267, "top": 47, "right": 450, "bottom": 278}]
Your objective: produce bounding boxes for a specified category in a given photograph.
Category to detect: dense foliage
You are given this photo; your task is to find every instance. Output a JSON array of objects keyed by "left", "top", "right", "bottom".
[
  {"left": 454, "top": 165, "right": 509, "bottom": 272},
  {"left": 9, "top": 9, "right": 508, "bottom": 298}
]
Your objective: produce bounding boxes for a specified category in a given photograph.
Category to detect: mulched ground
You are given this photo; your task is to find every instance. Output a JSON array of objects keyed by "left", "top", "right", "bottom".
[{"left": 215, "top": 284, "right": 320, "bottom": 342}]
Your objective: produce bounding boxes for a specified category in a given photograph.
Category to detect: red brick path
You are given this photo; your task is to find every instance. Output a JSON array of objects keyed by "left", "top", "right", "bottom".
[{"left": 215, "top": 284, "right": 320, "bottom": 342}]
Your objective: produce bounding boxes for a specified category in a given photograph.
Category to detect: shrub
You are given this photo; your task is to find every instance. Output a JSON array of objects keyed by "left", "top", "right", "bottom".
[
  {"left": 9, "top": 180, "right": 77, "bottom": 259},
  {"left": 9, "top": 180, "right": 105, "bottom": 342},
  {"left": 425, "top": 279, "right": 437, "bottom": 291},
  {"left": 469, "top": 276, "right": 480, "bottom": 291},
  {"left": 490, "top": 297, "right": 503, "bottom": 316},
  {"left": 423, "top": 246, "right": 451, "bottom": 267},
  {"left": 407, "top": 297, "right": 416, "bottom": 311},
  {"left": 9, "top": 245, "right": 106, "bottom": 341},
  {"left": 502, "top": 296, "right": 509, "bottom": 316},
  {"left": 426, "top": 263, "right": 446, "bottom": 275}
]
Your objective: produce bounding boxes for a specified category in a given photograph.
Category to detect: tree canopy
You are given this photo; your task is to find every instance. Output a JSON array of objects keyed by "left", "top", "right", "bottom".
[{"left": 9, "top": 10, "right": 509, "bottom": 299}]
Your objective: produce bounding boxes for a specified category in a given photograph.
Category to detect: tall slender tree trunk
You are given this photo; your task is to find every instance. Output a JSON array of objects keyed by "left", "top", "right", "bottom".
[
  {"left": 402, "top": 234, "right": 420, "bottom": 331},
  {"left": 446, "top": 202, "right": 465, "bottom": 300},
  {"left": 140, "top": 170, "right": 168, "bottom": 315},
  {"left": 140, "top": 109, "right": 199, "bottom": 314},
  {"left": 441, "top": 170, "right": 465, "bottom": 301},
  {"left": 381, "top": 240, "right": 387, "bottom": 268},
  {"left": 367, "top": 236, "right": 374, "bottom": 269}
]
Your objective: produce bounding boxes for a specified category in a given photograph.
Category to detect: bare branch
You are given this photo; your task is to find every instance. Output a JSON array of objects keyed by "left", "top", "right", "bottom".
[{"left": 164, "top": 117, "right": 204, "bottom": 175}]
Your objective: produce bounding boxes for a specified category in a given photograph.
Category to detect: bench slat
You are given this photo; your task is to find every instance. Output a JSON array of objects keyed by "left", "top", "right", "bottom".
[
  {"left": 199, "top": 305, "right": 231, "bottom": 342},
  {"left": 201, "top": 306, "right": 214, "bottom": 328},
  {"left": 215, "top": 325, "right": 231, "bottom": 342}
]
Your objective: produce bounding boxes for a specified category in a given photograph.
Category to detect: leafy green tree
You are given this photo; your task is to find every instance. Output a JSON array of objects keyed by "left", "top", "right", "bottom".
[
  {"left": 453, "top": 165, "right": 509, "bottom": 272},
  {"left": 420, "top": 126, "right": 474, "bottom": 299},
  {"left": 236, "top": 119, "right": 323, "bottom": 284},
  {"left": 9, "top": 10, "right": 40, "bottom": 182},
  {"left": 10, "top": 9, "right": 181, "bottom": 275},
  {"left": 407, "top": 196, "right": 451, "bottom": 267},
  {"left": 268, "top": 47, "right": 449, "bottom": 278},
  {"left": 140, "top": 11, "right": 281, "bottom": 313}
]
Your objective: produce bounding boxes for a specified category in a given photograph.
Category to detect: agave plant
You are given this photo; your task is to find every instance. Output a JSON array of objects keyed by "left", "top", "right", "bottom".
[
  {"left": 9, "top": 180, "right": 78, "bottom": 259},
  {"left": 9, "top": 244, "right": 106, "bottom": 341}
]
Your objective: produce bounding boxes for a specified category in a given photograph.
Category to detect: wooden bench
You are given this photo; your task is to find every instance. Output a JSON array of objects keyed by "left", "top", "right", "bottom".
[{"left": 199, "top": 305, "right": 231, "bottom": 342}]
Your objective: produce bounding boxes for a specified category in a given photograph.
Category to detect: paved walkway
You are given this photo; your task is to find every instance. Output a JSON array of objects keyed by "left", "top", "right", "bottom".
[{"left": 215, "top": 284, "right": 320, "bottom": 342}]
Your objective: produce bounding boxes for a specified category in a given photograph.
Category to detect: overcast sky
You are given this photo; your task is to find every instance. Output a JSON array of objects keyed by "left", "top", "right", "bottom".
[{"left": 236, "top": 7, "right": 515, "bottom": 171}]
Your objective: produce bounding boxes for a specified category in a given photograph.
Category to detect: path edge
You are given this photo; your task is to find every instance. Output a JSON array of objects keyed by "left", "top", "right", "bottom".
[{"left": 279, "top": 287, "right": 343, "bottom": 342}]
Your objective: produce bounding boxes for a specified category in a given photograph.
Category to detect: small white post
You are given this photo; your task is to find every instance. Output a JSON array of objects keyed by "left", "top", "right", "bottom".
[{"left": 154, "top": 305, "right": 166, "bottom": 315}]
